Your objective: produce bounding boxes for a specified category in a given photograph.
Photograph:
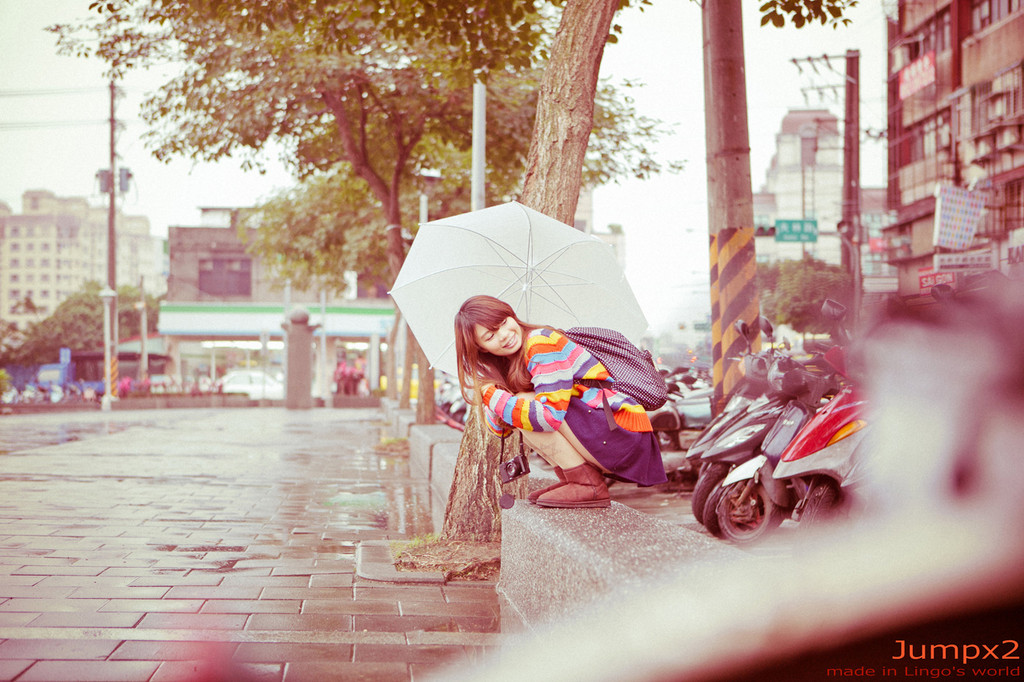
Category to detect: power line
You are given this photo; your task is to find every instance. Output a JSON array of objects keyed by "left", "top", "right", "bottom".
[
  {"left": 0, "top": 87, "right": 110, "bottom": 98},
  {"left": 0, "top": 119, "right": 138, "bottom": 131},
  {"left": 0, "top": 120, "right": 109, "bottom": 130}
]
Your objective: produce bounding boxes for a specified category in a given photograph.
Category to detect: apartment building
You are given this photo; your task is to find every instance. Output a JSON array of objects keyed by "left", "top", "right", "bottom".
[
  {"left": 0, "top": 189, "right": 165, "bottom": 329},
  {"left": 753, "top": 110, "right": 897, "bottom": 296},
  {"left": 885, "top": 0, "right": 1024, "bottom": 297}
]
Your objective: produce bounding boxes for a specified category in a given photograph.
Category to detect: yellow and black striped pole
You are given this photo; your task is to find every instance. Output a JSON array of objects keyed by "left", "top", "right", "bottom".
[
  {"left": 703, "top": 0, "right": 759, "bottom": 413},
  {"left": 708, "top": 233, "right": 722, "bottom": 409},
  {"left": 110, "top": 356, "right": 119, "bottom": 399},
  {"left": 712, "top": 227, "right": 759, "bottom": 411}
]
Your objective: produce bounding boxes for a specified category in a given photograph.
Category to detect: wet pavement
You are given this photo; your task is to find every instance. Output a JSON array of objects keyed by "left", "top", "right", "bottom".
[{"left": 0, "top": 408, "right": 501, "bottom": 682}]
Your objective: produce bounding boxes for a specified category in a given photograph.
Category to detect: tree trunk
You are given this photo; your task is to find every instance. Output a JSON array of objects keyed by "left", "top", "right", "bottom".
[
  {"left": 385, "top": 312, "right": 399, "bottom": 400},
  {"left": 441, "top": 410, "right": 528, "bottom": 541},
  {"left": 520, "top": 0, "right": 620, "bottom": 222},
  {"left": 441, "top": 0, "right": 619, "bottom": 541},
  {"left": 399, "top": 324, "right": 415, "bottom": 409},
  {"left": 415, "top": 343, "right": 435, "bottom": 424}
]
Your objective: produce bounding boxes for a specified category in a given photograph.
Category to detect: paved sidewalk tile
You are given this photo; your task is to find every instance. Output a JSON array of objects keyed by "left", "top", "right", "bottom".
[{"left": 0, "top": 408, "right": 504, "bottom": 681}]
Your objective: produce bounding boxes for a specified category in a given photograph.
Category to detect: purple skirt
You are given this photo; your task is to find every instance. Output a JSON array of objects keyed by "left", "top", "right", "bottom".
[{"left": 564, "top": 397, "right": 667, "bottom": 486}]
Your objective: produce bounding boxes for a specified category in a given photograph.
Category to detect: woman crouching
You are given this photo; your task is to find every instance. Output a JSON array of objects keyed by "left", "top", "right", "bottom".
[{"left": 454, "top": 295, "right": 666, "bottom": 509}]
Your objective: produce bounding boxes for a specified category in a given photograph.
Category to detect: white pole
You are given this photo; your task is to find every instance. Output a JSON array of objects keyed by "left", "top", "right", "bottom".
[
  {"left": 138, "top": 277, "right": 148, "bottom": 382},
  {"left": 100, "top": 287, "right": 115, "bottom": 411},
  {"left": 320, "top": 289, "right": 329, "bottom": 405},
  {"left": 471, "top": 81, "right": 486, "bottom": 211}
]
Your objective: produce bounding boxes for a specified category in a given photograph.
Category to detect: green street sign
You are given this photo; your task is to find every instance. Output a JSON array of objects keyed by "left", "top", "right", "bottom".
[{"left": 775, "top": 219, "right": 818, "bottom": 243}]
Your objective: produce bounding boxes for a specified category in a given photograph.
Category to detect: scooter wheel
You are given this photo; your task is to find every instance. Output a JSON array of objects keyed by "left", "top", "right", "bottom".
[
  {"left": 716, "top": 480, "right": 784, "bottom": 544},
  {"left": 703, "top": 484, "right": 727, "bottom": 537},
  {"left": 800, "top": 480, "right": 841, "bottom": 527},
  {"left": 691, "top": 462, "right": 729, "bottom": 526}
]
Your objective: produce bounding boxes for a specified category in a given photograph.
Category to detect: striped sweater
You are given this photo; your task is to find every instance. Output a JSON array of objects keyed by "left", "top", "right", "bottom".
[{"left": 481, "top": 328, "right": 653, "bottom": 436}]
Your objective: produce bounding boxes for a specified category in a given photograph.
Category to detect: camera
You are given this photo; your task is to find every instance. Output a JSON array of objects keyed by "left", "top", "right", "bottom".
[{"left": 499, "top": 453, "right": 531, "bottom": 483}]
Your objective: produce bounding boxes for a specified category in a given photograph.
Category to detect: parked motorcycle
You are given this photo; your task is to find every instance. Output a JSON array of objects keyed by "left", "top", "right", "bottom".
[
  {"left": 435, "top": 373, "right": 468, "bottom": 431},
  {"left": 687, "top": 316, "right": 781, "bottom": 525},
  {"left": 650, "top": 370, "right": 713, "bottom": 452},
  {"left": 711, "top": 301, "right": 863, "bottom": 543},
  {"left": 692, "top": 301, "right": 851, "bottom": 534}
]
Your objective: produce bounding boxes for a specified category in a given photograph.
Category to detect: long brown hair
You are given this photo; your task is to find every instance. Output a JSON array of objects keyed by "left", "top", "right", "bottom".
[{"left": 454, "top": 295, "right": 542, "bottom": 404}]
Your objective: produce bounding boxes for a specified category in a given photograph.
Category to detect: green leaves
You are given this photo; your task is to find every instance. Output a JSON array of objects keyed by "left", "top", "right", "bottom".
[
  {"left": 757, "top": 257, "right": 853, "bottom": 334},
  {"left": 3, "top": 282, "right": 159, "bottom": 367},
  {"left": 759, "top": 0, "right": 857, "bottom": 29}
]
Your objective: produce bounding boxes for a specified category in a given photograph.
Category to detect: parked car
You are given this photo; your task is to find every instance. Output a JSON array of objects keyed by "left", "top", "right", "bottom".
[{"left": 216, "top": 370, "right": 285, "bottom": 401}]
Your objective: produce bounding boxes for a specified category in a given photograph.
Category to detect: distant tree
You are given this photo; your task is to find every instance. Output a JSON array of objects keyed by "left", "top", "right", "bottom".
[
  {"left": 0, "top": 320, "right": 25, "bottom": 366},
  {"left": 10, "top": 282, "right": 159, "bottom": 367},
  {"left": 758, "top": 257, "right": 853, "bottom": 335}
]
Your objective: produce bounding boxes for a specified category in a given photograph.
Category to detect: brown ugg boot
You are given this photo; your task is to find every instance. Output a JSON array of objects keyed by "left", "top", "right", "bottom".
[
  {"left": 528, "top": 467, "right": 566, "bottom": 504},
  {"left": 536, "top": 463, "right": 611, "bottom": 509}
]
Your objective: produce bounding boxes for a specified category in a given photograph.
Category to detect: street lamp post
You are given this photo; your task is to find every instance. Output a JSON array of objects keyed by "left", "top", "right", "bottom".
[{"left": 100, "top": 287, "right": 116, "bottom": 411}]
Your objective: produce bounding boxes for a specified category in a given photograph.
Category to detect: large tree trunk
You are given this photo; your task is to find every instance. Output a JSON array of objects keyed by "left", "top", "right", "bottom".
[
  {"left": 399, "top": 324, "right": 415, "bottom": 409},
  {"left": 385, "top": 312, "right": 399, "bottom": 400},
  {"left": 520, "top": 0, "right": 620, "bottom": 222},
  {"left": 415, "top": 345, "right": 435, "bottom": 424},
  {"left": 441, "top": 0, "right": 620, "bottom": 541},
  {"left": 441, "top": 412, "right": 528, "bottom": 541}
]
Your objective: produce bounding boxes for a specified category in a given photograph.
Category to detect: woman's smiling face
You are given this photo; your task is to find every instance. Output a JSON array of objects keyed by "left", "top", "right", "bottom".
[{"left": 473, "top": 316, "right": 522, "bottom": 357}]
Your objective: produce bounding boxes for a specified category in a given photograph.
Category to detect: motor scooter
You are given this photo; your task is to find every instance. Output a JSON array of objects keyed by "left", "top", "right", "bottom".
[
  {"left": 649, "top": 371, "right": 713, "bottom": 453},
  {"left": 435, "top": 373, "right": 468, "bottom": 431},
  {"left": 687, "top": 316, "right": 786, "bottom": 526},
  {"left": 713, "top": 365, "right": 867, "bottom": 542},
  {"left": 712, "top": 302, "right": 864, "bottom": 543},
  {"left": 693, "top": 300, "right": 850, "bottom": 533},
  {"left": 697, "top": 348, "right": 838, "bottom": 535}
]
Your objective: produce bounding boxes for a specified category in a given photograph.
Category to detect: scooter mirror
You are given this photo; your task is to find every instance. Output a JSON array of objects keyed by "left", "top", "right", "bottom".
[
  {"left": 931, "top": 283, "right": 955, "bottom": 302},
  {"left": 821, "top": 299, "right": 848, "bottom": 321},
  {"left": 758, "top": 316, "right": 774, "bottom": 341},
  {"left": 734, "top": 320, "right": 754, "bottom": 349}
]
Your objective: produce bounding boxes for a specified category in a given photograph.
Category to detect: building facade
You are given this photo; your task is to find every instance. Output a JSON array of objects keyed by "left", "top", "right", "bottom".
[
  {"left": 159, "top": 207, "right": 394, "bottom": 394},
  {"left": 0, "top": 189, "right": 165, "bottom": 330},
  {"left": 753, "top": 110, "right": 898, "bottom": 297},
  {"left": 885, "top": 0, "right": 1024, "bottom": 297}
]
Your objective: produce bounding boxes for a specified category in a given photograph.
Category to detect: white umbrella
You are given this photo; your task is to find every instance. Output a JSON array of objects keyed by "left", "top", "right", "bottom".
[{"left": 389, "top": 201, "right": 649, "bottom": 376}]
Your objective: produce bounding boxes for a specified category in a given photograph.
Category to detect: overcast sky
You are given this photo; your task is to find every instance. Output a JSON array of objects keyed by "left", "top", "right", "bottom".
[{"left": 0, "top": 0, "right": 889, "bottom": 333}]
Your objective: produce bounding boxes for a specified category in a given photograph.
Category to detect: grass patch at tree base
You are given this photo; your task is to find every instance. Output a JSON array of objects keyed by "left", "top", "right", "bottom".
[
  {"left": 374, "top": 437, "right": 410, "bottom": 456},
  {"left": 391, "top": 536, "right": 500, "bottom": 582}
]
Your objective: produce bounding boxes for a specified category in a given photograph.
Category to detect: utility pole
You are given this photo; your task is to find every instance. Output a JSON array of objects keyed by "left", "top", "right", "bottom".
[
  {"left": 137, "top": 277, "right": 147, "bottom": 384},
  {"left": 841, "top": 50, "right": 862, "bottom": 317},
  {"left": 794, "top": 51, "right": 862, "bottom": 316},
  {"left": 105, "top": 79, "right": 119, "bottom": 402},
  {"left": 702, "top": 0, "right": 759, "bottom": 413},
  {"left": 471, "top": 82, "right": 486, "bottom": 212}
]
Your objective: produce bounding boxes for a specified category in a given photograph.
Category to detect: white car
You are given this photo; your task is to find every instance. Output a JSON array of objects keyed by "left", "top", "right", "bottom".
[{"left": 217, "top": 370, "right": 285, "bottom": 401}]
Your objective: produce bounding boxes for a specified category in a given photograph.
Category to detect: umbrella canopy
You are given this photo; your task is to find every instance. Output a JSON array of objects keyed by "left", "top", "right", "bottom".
[{"left": 389, "top": 201, "right": 649, "bottom": 376}]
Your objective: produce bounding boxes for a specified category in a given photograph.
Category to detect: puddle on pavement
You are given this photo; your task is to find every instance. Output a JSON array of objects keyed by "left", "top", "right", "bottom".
[{"left": 0, "top": 420, "right": 137, "bottom": 454}]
